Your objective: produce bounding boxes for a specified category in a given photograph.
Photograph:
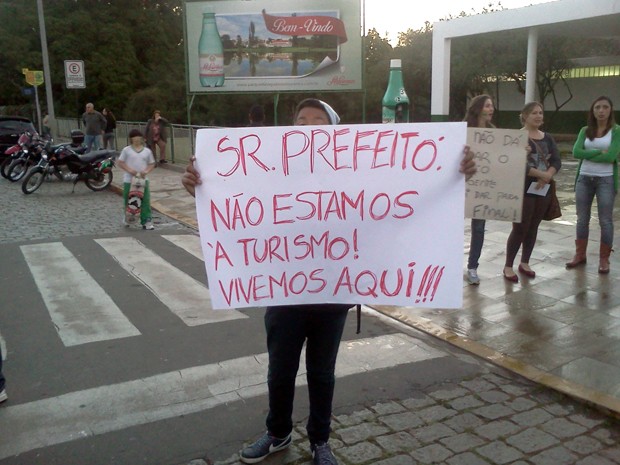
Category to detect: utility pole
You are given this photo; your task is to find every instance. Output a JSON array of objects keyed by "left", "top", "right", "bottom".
[{"left": 37, "top": 0, "right": 56, "bottom": 131}]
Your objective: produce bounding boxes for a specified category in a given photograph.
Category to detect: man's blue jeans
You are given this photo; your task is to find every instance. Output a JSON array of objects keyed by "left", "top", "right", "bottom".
[
  {"left": 264, "top": 304, "right": 349, "bottom": 444},
  {"left": 467, "top": 219, "right": 486, "bottom": 270},
  {"left": 84, "top": 134, "right": 101, "bottom": 152},
  {"left": 575, "top": 175, "right": 616, "bottom": 246}
]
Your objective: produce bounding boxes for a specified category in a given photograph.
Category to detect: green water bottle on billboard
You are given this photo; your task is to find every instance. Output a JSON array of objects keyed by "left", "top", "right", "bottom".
[
  {"left": 199, "top": 10, "right": 225, "bottom": 87},
  {"left": 382, "top": 59, "right": 409, "bottom": 123}
]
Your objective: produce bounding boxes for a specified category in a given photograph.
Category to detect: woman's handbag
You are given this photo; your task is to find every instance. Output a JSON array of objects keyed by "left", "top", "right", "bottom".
[
  {"left": 544, "top": 179, "right": 562, "bottom": 220},
  {"left": 530, "top": 138, "right": 562, "bottom": 221}
]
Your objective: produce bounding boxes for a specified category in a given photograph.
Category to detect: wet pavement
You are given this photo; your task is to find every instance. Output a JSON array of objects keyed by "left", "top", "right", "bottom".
[
  {"left": 76, "top": 155, "right": 620, "bottom": 465},
  {"left": 119, "top": 156, "right": 620, "bottom": 422},
  {"left": 3, "top": 154, "right": 619, "bottom": 465}
]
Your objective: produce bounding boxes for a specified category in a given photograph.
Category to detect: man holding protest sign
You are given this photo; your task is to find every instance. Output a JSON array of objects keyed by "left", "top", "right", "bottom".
[{"left": 182, "top": 99, "right": 476, "bottom": 464}]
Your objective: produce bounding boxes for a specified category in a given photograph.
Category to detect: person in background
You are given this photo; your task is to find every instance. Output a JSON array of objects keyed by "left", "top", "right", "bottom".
[
  {"left": 182, "top": 98, "right": 477, "bottom": 465},
  {"left": 81, "top": 103, "right": 107, "bottom": 152},
  {"left": 503, "top": 102, "right": 561, "bottom": 282},
  {"left": 42, "top": 113, "right": 51, "bottom": 139},
  {"left": 117, "top": 129, "right": 156, "bottom": 230},
  {"left": 0, "top": 345, "right": 6, "bottom": 404},
  {"left": 102, "top": 108, "right": 117, "bottom": 150},
  {"left": 248, "top": 104, "right": 266, "bottom": 127},
  {"left": 566, "top": 96, "right": 620, "bottom": 274},
  {"left": 465, "top": 94, "right": 496, "bottom": 285},
  {"left": 145, "top": 110, "right": 170, "bottom": 165}
]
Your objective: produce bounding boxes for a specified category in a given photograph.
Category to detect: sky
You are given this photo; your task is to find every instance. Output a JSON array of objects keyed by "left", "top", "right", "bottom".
[{"left": 364, "top": 0, "right": 556, "bottom": 42}]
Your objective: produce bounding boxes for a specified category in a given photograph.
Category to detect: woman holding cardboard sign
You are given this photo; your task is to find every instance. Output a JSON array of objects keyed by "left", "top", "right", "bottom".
[
  {"left": 465, "top": 95, "right": 496, "bottom": 285},
  {"left": 503, "top": 102, "right": 561, "bottom": 282}
]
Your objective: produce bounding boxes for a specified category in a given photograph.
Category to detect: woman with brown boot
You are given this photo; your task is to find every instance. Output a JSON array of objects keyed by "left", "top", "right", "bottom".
[{"left": 567, "top": 96, "right": 620, "bottom": 274}]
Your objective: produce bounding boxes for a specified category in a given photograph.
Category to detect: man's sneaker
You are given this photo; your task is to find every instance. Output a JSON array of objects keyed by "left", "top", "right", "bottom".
[
  {"left": 312, "top": 442, "right": 338, "bottom": 465},
  {"left": 239, "top": 432, "right": 291, "bottom": 463},
  {"left": 142, "top": 221, "right": 154, "bottom": 230},
  {"left": 0, "top": 389, "right": 7, "bottom": 403},
  {"left": 467, "top": 268, "right": 480, "bottom": 285}
]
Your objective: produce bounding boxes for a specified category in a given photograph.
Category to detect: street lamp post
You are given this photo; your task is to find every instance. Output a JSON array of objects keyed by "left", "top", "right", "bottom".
[{"left": 37, "top": 0, "right": 56, "bottom": 132}]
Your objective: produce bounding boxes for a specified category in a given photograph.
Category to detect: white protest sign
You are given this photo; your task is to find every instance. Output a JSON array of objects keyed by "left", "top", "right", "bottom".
[
  {"left": 465, "top": 128, "right": 528, "bottom": 222},
  {"left": 195, "top": 122, "right": 467, "bottom": 309}
]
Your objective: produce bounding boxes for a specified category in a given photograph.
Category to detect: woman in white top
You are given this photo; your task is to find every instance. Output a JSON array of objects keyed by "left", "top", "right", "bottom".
[{"left": 567, "top": 96, "right": 620, "bottom": 273}]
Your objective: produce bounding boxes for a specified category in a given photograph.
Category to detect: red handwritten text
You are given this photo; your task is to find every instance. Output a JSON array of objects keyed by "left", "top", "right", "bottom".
[
  {"left": 214, "top": 128, "right": 445, "bottom": 177},
  {"left": 210, "top": 190, "right": 418, "bottom": 231}
]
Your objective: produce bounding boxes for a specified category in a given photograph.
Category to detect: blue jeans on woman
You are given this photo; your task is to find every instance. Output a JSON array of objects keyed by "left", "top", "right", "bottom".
[
  {"left": 467, "top": 219, "right": 486, "bottom": 270},
  {"left": 575, "top": 175, "right": 616, "bottom": 246},
  {"left": 264, "top": 304, "right": 350, "bottom": 445}
]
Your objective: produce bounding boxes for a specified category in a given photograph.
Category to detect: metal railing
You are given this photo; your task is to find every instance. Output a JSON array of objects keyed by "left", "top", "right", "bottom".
[{"left": 54, "top": 117, "right": 218, "bottom": 165}]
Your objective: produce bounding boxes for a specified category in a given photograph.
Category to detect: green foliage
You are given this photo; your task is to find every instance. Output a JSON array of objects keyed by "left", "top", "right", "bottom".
[
  {"left": 0, "top": 1, "right": 42, "bottom": 109},
  {"left": 0, "top": 0, "right": 185, "bottom": 120}
]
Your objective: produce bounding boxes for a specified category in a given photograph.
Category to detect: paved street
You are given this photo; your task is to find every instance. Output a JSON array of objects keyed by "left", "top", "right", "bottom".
[
  {"left": 0, "top": 173, "right": 193, "bottom": 243},
  {"left": 1, "top": 168, "right": 620, "bottom": 465}
]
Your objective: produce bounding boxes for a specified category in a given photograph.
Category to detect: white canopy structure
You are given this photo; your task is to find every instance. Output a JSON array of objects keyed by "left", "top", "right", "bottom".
[{"left": 431, "top": 0, "right": 620, "bottom": 120}]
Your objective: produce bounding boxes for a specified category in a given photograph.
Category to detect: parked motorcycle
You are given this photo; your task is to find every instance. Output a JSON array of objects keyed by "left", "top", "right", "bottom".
[
  {"left": 21, "top": 144, "right": 116, "bottom": 194},
  {"left": 1, "top": 131, "right": 34, "bottom": 179},
  {"left": 6, "top": 133, "right": 62, "bottom": 182}
]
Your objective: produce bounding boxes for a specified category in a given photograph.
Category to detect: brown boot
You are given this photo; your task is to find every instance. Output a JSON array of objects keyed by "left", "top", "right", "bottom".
[
  {"left": 566, "top": 239, "right": 588, "bottom": 268},
  {"left": 599, "top": 243, "right": 613, "bottom": 274}
]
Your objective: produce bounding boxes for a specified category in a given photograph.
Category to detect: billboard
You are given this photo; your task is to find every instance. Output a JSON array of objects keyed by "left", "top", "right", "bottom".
[{"left": 184, "top": 0, "right": 363, "bottom": 93}]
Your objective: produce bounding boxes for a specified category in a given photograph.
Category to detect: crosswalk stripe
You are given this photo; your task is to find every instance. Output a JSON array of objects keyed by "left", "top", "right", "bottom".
[
  {"left": 20, "top": 243, "right": 141, "bottom": 346},
  {"left": 162, "top": 234, "right": 204, "bottom": 261},
  {"left": 0, "top": 332, "right": 444, "bottom": 459},
  {"left": 95, "top": 237, "right": 247, "bottom": 325}
]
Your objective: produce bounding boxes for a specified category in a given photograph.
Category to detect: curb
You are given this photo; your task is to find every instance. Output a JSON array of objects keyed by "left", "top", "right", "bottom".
[
  {"left": 108, "top": 161, "right": 620, "bottom": 420},
  {"left": 373, "top": 305, "right": 620, "bottom": 419}
]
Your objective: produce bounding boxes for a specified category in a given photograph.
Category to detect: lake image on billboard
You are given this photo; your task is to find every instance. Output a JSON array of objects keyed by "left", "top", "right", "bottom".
[{"left": 215, "top": 11, "right": 341, "bottom": 78}]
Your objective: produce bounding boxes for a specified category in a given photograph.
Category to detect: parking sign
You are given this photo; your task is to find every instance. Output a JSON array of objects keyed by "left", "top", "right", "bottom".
[{"left": 64, "top": 60, "right": 85, "bottom": 89}]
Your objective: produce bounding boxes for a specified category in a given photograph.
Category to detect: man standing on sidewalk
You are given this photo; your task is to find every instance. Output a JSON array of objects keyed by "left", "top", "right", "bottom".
[{"left": 82, "top": 103, "right": 107, "bottom": 152}]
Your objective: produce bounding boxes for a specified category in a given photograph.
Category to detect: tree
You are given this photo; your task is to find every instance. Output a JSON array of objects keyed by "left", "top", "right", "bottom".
[
  {"left": 362, "top": 28, "right": 393, "bottom": 123},
  {"left": 0, "top": 1, "right": 43, "bottom": 114}
]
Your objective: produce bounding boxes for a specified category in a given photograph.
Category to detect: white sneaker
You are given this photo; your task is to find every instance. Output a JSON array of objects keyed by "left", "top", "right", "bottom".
[
  {"left": 142, "top": 221, "right": 154, "bottom": 230},
  {"left": 0, "top": 389, "right": 7, "bottom": 403},
  {"left": 467, "top": 268, "right": 480, "bottom": 285}
]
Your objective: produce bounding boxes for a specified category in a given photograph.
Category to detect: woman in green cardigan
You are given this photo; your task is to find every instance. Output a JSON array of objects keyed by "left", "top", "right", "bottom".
[{"left": 566, "top": 96, "right": 620, "bottom": 274}]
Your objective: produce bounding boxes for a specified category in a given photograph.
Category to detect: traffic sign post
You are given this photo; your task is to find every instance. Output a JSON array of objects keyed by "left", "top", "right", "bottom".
[
  {"left": 64, "top": 60, "right": 86, "bottom": 89},
  {"left": 23, "top": 69, "right": 44, "bottom": 87},
  {"left": 22, "top": 68, "right": 44, "bottom": 133}
]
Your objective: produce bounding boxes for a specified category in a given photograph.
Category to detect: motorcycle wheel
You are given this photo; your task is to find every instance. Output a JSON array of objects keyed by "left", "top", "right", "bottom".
[
  {"left": 1, "top": 156, "right": 15, "bottom": 179},
  {"left": 22, "top": 167, "right": 46, "bottom": 194},
  {"left": 85, "top": 170, "right": 113, "bottom": 191},
  {"left": 7, "top": 158, "right": 30, "bottom": 182}
]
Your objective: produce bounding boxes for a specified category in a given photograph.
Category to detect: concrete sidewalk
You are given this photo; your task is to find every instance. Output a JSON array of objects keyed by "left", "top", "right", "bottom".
[{"left": 111, "top": 160, "right": 620, "bottom": 418}]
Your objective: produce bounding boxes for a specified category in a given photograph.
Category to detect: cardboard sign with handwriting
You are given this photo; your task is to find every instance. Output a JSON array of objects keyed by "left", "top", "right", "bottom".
[
  {"left": 195, "top": 122, "right": 468, "bottom": 309},
  {"left": 465, "top": 128, "right": 528, "bottom": 222}
]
